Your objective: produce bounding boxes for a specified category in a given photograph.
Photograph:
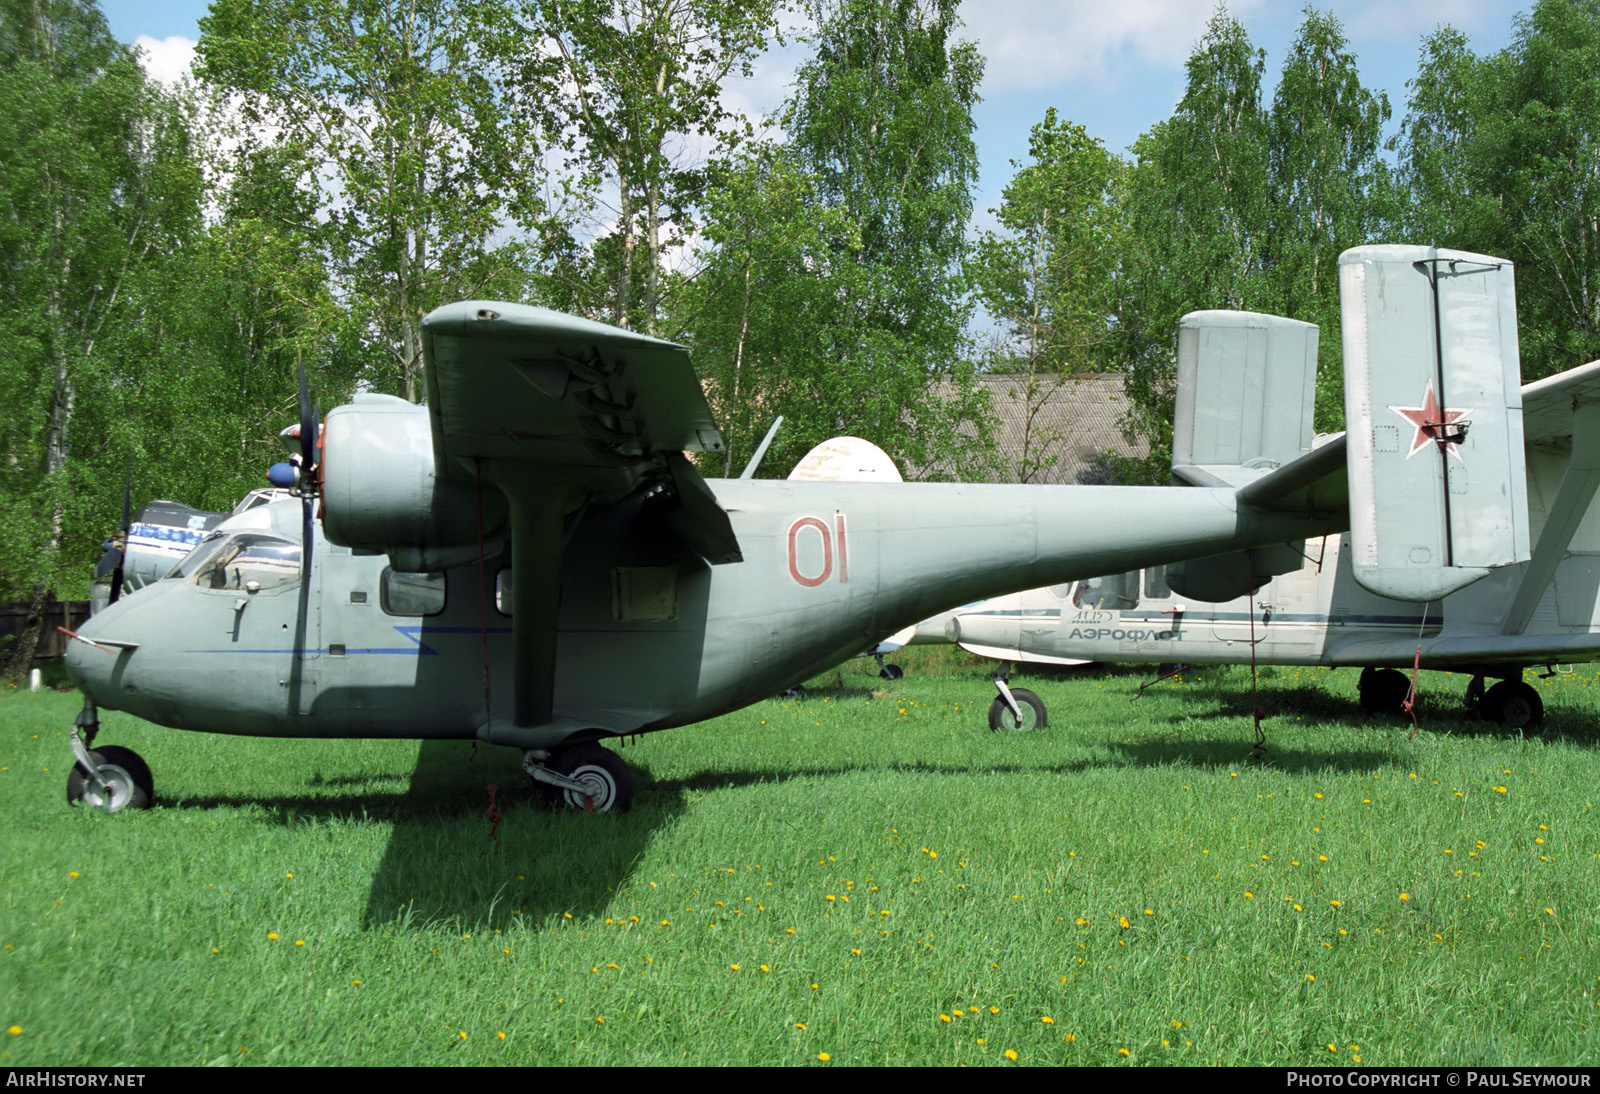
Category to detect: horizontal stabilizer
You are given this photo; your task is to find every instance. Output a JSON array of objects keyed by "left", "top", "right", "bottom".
[
  {"left": 1340, "top": 245, "right": 1529, "bottom": 601},
  {"left": 1171, "top": 311, "right": 1318, "bottom": 488}
]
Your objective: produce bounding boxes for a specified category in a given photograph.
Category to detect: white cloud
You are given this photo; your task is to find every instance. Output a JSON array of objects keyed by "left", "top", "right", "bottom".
[
  {"left": 962, "top": 0, "right": 1269, "bottom": 95},
  {"left": 134, "top": 35, "right": 197, "bottom": 87}
]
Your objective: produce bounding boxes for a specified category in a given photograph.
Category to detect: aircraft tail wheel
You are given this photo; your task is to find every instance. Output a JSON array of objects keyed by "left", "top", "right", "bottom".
[
  {"left": 988, "top": 688, "right": 1046, "bottom": 732},
  {"left": 1358, "top": 668, "right": 1410, "bottom": 715},
  {"left": 1482, "top": 680, "right": 1544, "bottom": 730},
  {"left": 67, "top": 746, "right": 153, "bottom": 813},
  {"left": 542, "top": 743, "right": 636, "bottom": 813}
]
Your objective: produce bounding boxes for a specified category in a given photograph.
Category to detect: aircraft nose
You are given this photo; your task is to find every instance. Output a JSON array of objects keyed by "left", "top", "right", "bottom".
[{"left": 63, "top": 601, "right": 138, "bottom": 706}]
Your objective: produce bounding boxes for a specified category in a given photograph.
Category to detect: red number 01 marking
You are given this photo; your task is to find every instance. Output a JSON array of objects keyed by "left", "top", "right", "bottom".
[{"left": 787, "top": 514, "right": 849, "bottom": 587}]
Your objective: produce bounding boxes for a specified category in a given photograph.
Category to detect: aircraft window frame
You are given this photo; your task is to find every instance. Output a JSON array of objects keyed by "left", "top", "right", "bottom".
[
  {"left": 381, "top": 569, "right": 446, "bottom": 617},
  {"left": 1072, "top": 570, "right": 1139, "bottom": 612},
  {"left": 164, "top": 531, "right": 228, "bottom": 581},
  {"left": 185, "top": 534, "right": 302, "bottom": 592},
  {"left": 495, "top": 569, "right": 512, "bottom": 615},
  {"left": 1144, "top": 566, "right": 1171, "bottom": 600}
]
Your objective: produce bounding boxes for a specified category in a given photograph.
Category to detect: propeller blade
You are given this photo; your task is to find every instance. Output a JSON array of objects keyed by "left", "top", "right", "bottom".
[
  {"left": 107, "top": 455, "right": 132, "bottom": 605},
  {"left": 298, "top": 361, "right": 318, "bottom": 470}
]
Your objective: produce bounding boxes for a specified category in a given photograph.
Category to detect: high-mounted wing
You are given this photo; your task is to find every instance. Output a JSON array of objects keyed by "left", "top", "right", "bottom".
[
  {"left": 419, "top": 302, "right": 741, "bottom": 727},
  {"left": 422, "top": 303, "right": 726, "bottom": 477}
]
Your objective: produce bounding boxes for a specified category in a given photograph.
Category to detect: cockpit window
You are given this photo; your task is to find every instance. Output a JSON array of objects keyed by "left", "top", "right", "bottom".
[
  {"left": 1072, "top": 570, "right": 1139, "bottom": 611},
  {"left": 164, "top": 532, "right": 228, "bottom": 581},
  {"left": 183, "top": 534, "right": 301, "bottom": 591}
]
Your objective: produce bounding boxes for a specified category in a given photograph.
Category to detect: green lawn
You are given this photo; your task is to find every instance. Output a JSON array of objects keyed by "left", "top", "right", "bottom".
[{"left": 4, "top": 653, "right": 1599, "bottom": 1065}]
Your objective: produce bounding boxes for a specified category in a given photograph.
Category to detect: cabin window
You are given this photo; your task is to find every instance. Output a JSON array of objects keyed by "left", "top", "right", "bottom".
[
  {"left": 495, "top": 569, "right": 512, "bottom": 615},
  {"left": 186, "top": 534, "right": 301, "bottom": 591},
  {"left": 1072, "top": 570, "right": 1138, "bottom": 612},
  {"left": 381, "top": 569, "right": 445, "bottom": 616},
  {"left": 1144, "top": 566, "right": 1171, "bottom": 599}
]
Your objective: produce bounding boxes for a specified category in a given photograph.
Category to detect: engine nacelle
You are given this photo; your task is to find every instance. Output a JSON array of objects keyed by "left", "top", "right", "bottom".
[{"left": 320, "top": 394, "right": 504, "bottom": 565}]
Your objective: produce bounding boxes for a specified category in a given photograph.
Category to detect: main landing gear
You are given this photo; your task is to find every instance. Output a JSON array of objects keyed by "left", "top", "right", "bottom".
[
  {"left": 523, "top": 742, "right": 636, "bottom": 812},
  {"left": 1469, "top": 675, "right": 1544, "bottom": 730},
  {"left": 1360, "top": 667, "right": 1544, "bottom": 730},
  {"left": 66, "top": 701, "right": 154, "bottom": 813}
]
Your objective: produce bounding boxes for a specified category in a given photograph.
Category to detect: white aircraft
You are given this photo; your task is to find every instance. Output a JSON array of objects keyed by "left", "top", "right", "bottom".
[{"left": 949, "top": 285, "right": 1600, "bottom": 732}]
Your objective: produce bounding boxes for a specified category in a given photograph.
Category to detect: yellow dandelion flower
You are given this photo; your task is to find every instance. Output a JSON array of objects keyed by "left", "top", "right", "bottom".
[
  {"left": 7, "top": 1026, "right": 20, "bottom": 1036},
  {"left": 1004, "top": 1049, "right": 1018, "bottom": 1060},
  {"left": 1400, "top": 893, "right": 1410, "bottom": 901},
  {"left": 267, "top": 932, "right": 278, "bottom": 940},
  {"left": 1041, "top": 1016, "right": 1054, "bottom": 1024},
  {"left": 730, "top": 964, "right": 741, "bottom": 971},
  {"left": 1119, "top": 1048, "right": 1131, "bottom": 1057},
  {"left": 795, "top": 1023, "right": 806, "bottom": 1030},
  {"left": 68, "top": 871, "right": 78, "bottom": 878},
  {"left": 497, "top": 1032, "right": 506, "bottom": 1040},
  {"left": 1119, "top": 916, "right": 1130, "bottom": 928},
  {"left": 596, "top": 1016, "right": 605, "bottom": 1024},
  {"left": 1065, "top": 1033, "right": 1076, "bottom": 1043},
  {"left": 818, "top": 1052, "right": 830, "bottom": 1062},
  {"left": 295, "top": 939, "right": 305, "bottom": 946},
  {"left": 941, "top": 1014, "right": 952, "bottom": 1023},
  {"left": 1244, "top": 892, "right": 1254, "bottom": 898},
  {"left": 458, "top": 1031, "right": 467, "bottom": 1040}
]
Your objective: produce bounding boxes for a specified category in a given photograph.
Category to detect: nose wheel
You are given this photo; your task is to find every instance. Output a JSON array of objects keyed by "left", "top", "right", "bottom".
[
  {"left": 68, "top": 745, "right": 154, "bottom": 813},
  {"left": 66, "top": 701, "right": 154, "bottom": 813}
]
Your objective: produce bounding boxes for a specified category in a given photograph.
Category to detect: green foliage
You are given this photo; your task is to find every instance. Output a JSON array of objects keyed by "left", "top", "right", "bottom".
[
  {"left": 683, "top": 0, "right": 993, "bottom": 480},
  {"left": 1115, "top": 6, "right": 1390, "bottom": 474},
  {"left": 1395, "top": 0, "right": 1600, "bottom": 381},
  {"left": 968, "top": 109, "right": 1126, "bottom": 482},
  {"left": 197, "top": 0, "right": 549, "bottom": 400},
  {"left": 513, "top": 0, "right": 781, "bottom": 335},
  {"left": 0, "top": 0, "right": 208, "bottom": 603}
]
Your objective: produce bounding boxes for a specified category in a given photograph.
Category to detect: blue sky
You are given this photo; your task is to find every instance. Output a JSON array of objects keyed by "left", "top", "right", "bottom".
[{"left": 106, "top": 0, "right": 1531, "bottom": 230}]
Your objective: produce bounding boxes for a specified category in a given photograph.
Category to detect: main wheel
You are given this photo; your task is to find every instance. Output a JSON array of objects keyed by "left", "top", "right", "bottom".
[
  {"left": 988, "top": 688, "right": 1046, "bottom": 732},
  {"left": 542, "top": 743, "right": 636, "bottom": 813},
  {"left": 1483, "top": 679, "right": 1543, "bottom": 730},
  {"left": 1358, "top": 668, "right": 1410, "bottom": 715},
  {"left": 67, "top": 746, "right": 153, "bottom": 813},
  {"left": 879, "top": 663, "right": 905, "bottom": 681}
]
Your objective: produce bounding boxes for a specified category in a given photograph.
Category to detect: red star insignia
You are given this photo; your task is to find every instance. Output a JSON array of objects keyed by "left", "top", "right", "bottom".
[{"left": 1388, "top": 382, "right": 1471, "bottom": 460}]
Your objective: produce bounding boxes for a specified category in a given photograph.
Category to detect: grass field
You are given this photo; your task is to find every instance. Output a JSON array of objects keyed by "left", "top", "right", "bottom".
[{"left": 4, "top": 650, "right": 1600, "bottom": 1066}]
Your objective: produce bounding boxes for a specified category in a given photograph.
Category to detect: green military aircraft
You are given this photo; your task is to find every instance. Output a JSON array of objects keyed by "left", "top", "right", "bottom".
[{"left": 61, "top": 244, "right": 1529, "bottom": 813}]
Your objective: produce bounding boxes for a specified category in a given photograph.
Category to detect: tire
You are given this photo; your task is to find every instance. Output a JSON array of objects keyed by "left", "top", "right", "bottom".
[
  {"left": 1483, "top": 680, "right": 1543, "bottom": 730},
  {"left": 988, "top": 688, "right": 1046, "bottom": 732},
  {"left": 879, "top": 663, "right": 905, "bottom": 681},
  {"left": 541, "top": 743, "right": 636, "bottom": 812},
  {"left": 67, "top": 746, "right": 153, "bottom": 813},
  {"left": 1358, "top": 668, "right": 1410, "bottom": 715}
]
